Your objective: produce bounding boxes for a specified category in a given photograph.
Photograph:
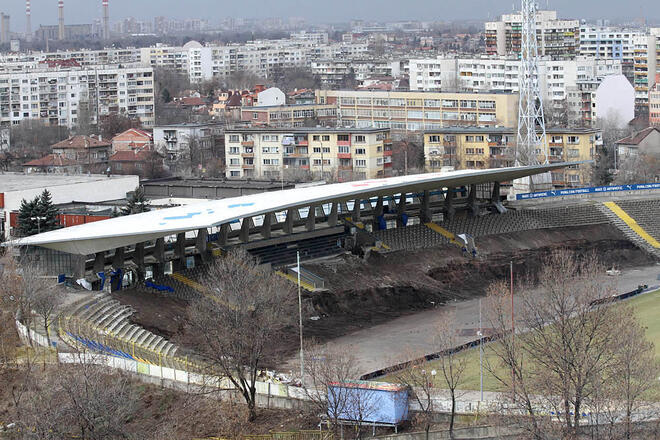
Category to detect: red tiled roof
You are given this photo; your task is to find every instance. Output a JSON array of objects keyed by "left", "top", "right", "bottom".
[
  {"left": 111, "top": 128, "right": 153, "bottom": 141},
  {"left": 180, "top": 97, "right": 206, "bottom": 106},
  {"left": 616, "top": 127, "right": 660, "bottom": 146},
  {"left": 23, "top": 154, "right": 79, "bottom": 167},
  {"left": 52, "top": 135, "right": 111, "bottom": 149},
  {"left": 226, "top": 94, "right": 243, "bottom": 107}
]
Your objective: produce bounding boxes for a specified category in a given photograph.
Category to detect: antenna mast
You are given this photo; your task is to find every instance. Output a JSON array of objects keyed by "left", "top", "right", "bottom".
[{"left": 516, "top": 0, "right": 548, "bottom": 167}]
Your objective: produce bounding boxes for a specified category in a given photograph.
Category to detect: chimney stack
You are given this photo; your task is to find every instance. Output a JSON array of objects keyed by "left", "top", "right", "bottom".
[
  {"left": 58, "top": 0, "right": 64, "bottom": 40},
  {"left": 25, "top": 0, "right": 31, "bottom": 42},
  {"left": 102, "top": 0, "right": 109, "bottom": 40}
]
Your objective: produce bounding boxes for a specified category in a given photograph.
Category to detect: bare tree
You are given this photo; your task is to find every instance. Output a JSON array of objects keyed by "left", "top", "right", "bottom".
[
  {"left": 302, "top": 343, "right": 362, "bottom": 430},
  {"left": 594, "top": 306, "right": 659, "bottom": 440},
  {"left": 615, "top": 152, "right": 660, "bottom": 184},
  {"left": 434, "top": 312, "right": 467, "bottom": 437},
  {"left": 18, "top": 353, "right": 139, "bottom": 439},
  {"left": 393, "top": 355, "right": 436, "bottom": 440},
  {"left": 486, "top": 250, "right": 657, "bottom": 439},
  {"left": 30, "top": 284, "right": 64, "bottom": 348},
  {"left": 0, "top": 252, "right": 22, "bottom": 366},
  {"left": 185, "top": 248, "right": 295, "bottom": 421}
]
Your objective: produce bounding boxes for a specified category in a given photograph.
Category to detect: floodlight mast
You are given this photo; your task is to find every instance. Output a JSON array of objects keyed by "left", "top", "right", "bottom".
[{"left": 516, "top": 0, "right": 549, "bottom": 167}]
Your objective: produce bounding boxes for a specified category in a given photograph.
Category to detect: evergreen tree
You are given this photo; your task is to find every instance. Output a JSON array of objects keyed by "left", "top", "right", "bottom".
[
  {"left": 17, "top": 197, "right": 40, "bottom": 237},
  {"left": 121, "top": 187, "right": 151, "bottom": 216},
  {"left": 37, "top": 190, "right": 60, "bottom": 233}
]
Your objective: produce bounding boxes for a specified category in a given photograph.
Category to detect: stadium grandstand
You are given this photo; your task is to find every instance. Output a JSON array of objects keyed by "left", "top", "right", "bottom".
[{"left": 8, "top": 163, "right": 576, "bottom": 288}]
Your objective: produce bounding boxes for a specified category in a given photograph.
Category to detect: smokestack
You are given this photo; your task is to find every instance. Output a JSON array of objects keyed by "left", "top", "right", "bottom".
[
  {"left": 58, "top": 0, "right": 64, "bottom": 40},
  {"left": 102, "top": 0, "right": 109, "bottom": 40},
  {"left": 25, "top": 0, "right": 31, "bottom": 42}
]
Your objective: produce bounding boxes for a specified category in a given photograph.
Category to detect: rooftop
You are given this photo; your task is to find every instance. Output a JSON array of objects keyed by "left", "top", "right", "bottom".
[
  {"left": 142, "top": 177, "right": 294, "bottom": 191},
  {"left": 52, "top": 135, "right": 112, "bottom": 149},
  {"left": 225, "top": 127, "right": 389, "bottom": 134},
  {"left": 424, "top": 126, "right": 601, "bottom": 135},
  {"left": 0, "top": 173, "right": 133, "bottom": 193},
  {"left": 244, "top": 103, "right": 336, "bottom": 110}
]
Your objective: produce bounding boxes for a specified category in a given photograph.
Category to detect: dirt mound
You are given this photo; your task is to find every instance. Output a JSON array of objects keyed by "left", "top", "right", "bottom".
[{"left": 116, "top": 224, "right": 653, "bottom": 360}]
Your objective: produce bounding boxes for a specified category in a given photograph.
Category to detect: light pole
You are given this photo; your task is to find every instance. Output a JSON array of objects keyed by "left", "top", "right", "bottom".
[
  {"left": 297, "top": 251, "right": 304, "bottom": 385},
  {"left": 478, "top": 298, "right": 483, "bottom": 402},
  {"left": 31, "top": 216, "right": 46, "bottom": 234}
]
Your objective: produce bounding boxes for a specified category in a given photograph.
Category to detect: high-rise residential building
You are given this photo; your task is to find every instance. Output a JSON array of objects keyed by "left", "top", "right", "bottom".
[
  {"left": 316, "top": 90, "right": 519, "bottom": 133},
  {"left": 485, "top": 10, "right": 579, "bottom": 59},
  {"left": 632, "top": 30, "right": 660, "bottom": 113},
  {"left": 0, "top": 64, "right": 155, "bottom": 129},
  {"left": 578, "top": 26, "right": 646, "bottom": 82},
  {"left": 224, "top": 127, "right": 392, "bottom": 181},
  {"left": 408, "top": 56, "right": 621, "bottom": 116},
  {"left": 650, "top": 74, "right": 660, "bottom": 127},
  {"left": 0, "top": 13, "right": 10, "bottom": 44},
  {"left": 423, "top": 127, "right": 602, "bottom": 187}
]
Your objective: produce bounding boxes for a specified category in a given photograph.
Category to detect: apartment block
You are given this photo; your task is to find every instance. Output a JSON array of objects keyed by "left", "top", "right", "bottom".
[
  {"left": 224, "top": 127, "right": 392, "bottom": 181},
  {"left": 578, "top": 26, "right": 648, "bottom": 83},
  {"left": 423, "top": 127, "right": 602, "bottom": 187},
  {"left": 316, "top": 90, "right": 518, "bottom": 133},
  {"left": 408, "top": 56, "right": 621, "bottom": 115},
  {"left": 651, "top": 74, "right": 660, "bottom": 127},
  {"left": 240, "top": 104, "right": 338, "bottom": 127},
  {"left": 0, "top": 64, "right": 155, "bottom": 129},
  {"left": 485, "top": 10, "right": 580, "bottom": 58}
]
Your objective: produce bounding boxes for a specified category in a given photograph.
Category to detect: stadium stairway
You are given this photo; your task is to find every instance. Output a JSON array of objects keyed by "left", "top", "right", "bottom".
[
  {"left": 59, "top": 294, "right": 179, "bottom": 366},
  {"left": 599, "top": 201, "right": 660, "bottom": 259}
]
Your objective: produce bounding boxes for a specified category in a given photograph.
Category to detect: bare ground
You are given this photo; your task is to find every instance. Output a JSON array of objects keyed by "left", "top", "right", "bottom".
[{"left": 113, "top": 224, "right": 654, "bottom": 367}]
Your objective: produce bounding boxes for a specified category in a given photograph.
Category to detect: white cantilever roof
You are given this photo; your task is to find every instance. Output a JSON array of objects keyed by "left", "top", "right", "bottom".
[{"left": 9, "top": 163, "right": 575, "bottom": 255}]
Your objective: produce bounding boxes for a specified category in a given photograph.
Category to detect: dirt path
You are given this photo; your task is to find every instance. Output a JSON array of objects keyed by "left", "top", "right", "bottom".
[{"left": 282, "top": 263, "right": 660, "bottom": 377}]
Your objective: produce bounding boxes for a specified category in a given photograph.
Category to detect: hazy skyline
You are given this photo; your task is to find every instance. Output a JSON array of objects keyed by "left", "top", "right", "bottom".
[{"left": 1, "top": 0, "right": 658, "bottom": 27}]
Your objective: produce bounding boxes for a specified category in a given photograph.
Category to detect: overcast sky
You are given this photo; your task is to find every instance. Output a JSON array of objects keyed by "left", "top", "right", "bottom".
[{"left": 2, "top": 0, "right": 658, "bottom": 26}]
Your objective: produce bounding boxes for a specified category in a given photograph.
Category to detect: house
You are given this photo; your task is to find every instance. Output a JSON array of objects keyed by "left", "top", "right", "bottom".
[
  {"left": 111, "top": 128, "right": 153, "bottom": 153},
  {"left": 109, "top": 149, "right": 164, "bottom": 178},
  {"left": 289, "top": 89, "right": 317, "bottom": 105},
  {"left": 616, "top": 127, "right": 660, "bottom": 158},
  {"left": 255, "top": 87, "right": 286, "bottom": 107},
  {"left": 51, "top": 135, "right": 112, "bottom": 172},
  {"left": 22, "top": 153, "right": 82, "bottom": 174}
]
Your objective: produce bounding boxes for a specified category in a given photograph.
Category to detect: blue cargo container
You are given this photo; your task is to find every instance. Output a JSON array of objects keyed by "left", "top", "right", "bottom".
[{"left": 328, "top": 380, "right": 409, "bottom": 425}]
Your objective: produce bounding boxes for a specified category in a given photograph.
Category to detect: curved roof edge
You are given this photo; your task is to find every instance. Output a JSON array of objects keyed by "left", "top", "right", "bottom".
[{"left": 7, "top": 163, "right": 583, "bottom": 255}]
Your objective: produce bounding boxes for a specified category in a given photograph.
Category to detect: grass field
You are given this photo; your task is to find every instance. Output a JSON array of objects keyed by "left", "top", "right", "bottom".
[{"left": 382, "top": 289, "right": 660, "bottom": 392}]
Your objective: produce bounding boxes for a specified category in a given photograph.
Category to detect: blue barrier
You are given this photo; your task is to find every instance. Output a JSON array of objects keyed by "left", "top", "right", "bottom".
[
  {"left": 516, "top": 183, "right": 660, "bottom": 201},
  {"left": 66, "top": 331, "right": 135, "bottom": 360},
  {"left": 145, "top": 280, "right": 175, "bottom": 293}
]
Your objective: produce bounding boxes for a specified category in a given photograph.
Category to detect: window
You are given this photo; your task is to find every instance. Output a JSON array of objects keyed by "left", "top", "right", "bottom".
[
  {"left": 263, "top": 158, "right": 279, "bottom": 165},
  {"left": 229, "top": 147, "right": 239, "bottom": 154},
  {"left": 229, "top": 158, "right": 240, "bottom": 165},
  {"left": 313, "top": 147, "right": 321, "bottom": 153},
  {"left": 354, "top": 135, "right": 366, "bottom": 143},
  {"left": 568, "top": 149, "right": 580, "bottom": 158},
  {"left": 355, "top": 148, "right": 366, "bottom": 155},
  {"left": 338, "top": 146, "right": 350, "bottom": 154},
  {"left": 338, "top": 134, "right": 349, "bottom": 142},
  {"left": 229, "top": 135, "right": 239, "bottom": 142},
  {"left": 313, "top": 135, "right": 320, "bottom": 141},
  {"left": 230, "top": 171, "right": 240, "bottom": 177},
  {"left": 355, "top": 159, "right": 367, "bottom": 167},
  {"left": 253, "top": 112, "right": 259, "bottom": 119},
  {"left": 567, "top": 136, "right": 579, "bottom": 144},
  {"left": 323, "top": 147, "right": 330, "bottom": 153}
]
